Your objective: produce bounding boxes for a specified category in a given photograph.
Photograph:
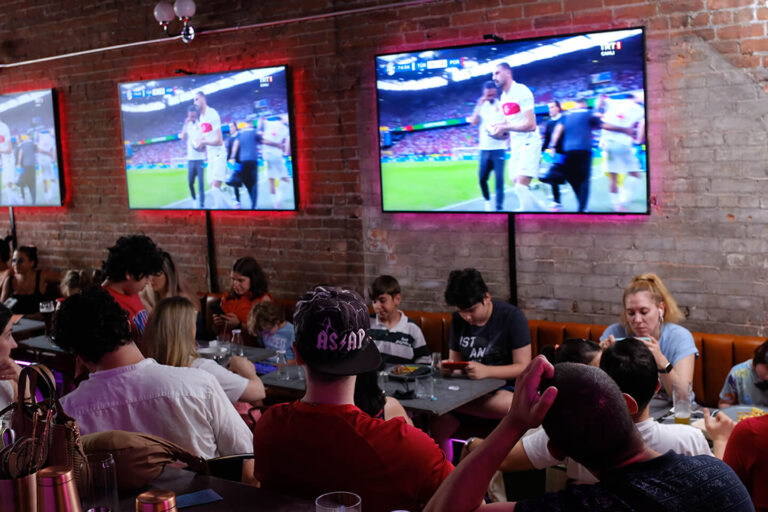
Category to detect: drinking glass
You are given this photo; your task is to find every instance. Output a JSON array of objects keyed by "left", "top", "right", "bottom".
[
  {"left": 81, "top": 453, "right": 119, "bottom": 512},
  {"left": 673, "top": 383, "right": 692, "bottom": 425},
  {"left": 430, "top": 352, "right": 442, "bottom": 379},
  {"left": 39, "top": 301, "right": 56, "bottom": 339},
  {"left": 230, "top": 329, "right": 244, "bottom": 357},
  {"left": 415, "top": 374, "right": 435, "bottom": 400},
  {"left": 315, "top": 491, "right": 361, "bottom": 512}
]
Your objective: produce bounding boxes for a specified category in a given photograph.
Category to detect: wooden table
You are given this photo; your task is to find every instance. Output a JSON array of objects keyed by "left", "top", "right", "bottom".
[{"left": 119, "top": 465, "right": 314, "bottom": 511}]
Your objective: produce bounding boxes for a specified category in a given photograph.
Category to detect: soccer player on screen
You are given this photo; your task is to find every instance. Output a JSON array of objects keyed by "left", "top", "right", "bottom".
[
  {"left": 36, "top": 128, "right": 57, "bottom": 203},
  {"left": 180, "top": 105, "right": 206, "bottom": 208},
  {"left": 468, "top": 81, "right": 508, "bottom": 211},
  {"left": 0, "top": 119, "right": 19, "bottom": 205},
  {"left": 597, "top": 92, "right": 646, "bottom": 211},
  {"left": 489, "top": 62, "right": 544, "bottom": 212},
  {"left": 259, "top": 114, "right": 290, "bottom": 209},
  {"left": 192, "top": 91, "right": 232, "bottom": 209}
]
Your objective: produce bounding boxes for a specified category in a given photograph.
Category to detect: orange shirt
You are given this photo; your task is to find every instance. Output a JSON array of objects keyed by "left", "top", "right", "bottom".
[{"left": 221, "top": 291, "right": 272, "bottom": 325}]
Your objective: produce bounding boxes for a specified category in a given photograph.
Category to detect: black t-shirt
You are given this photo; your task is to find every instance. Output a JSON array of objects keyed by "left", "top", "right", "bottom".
[
  {"left": 516, "top": 452, "right": 754, "bottom": 512},
  {"left": 449, "top": 299, "right": 531, "bottom": 367}
]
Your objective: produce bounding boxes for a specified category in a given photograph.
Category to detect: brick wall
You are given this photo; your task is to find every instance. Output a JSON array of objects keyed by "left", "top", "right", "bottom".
[{"left": 0, "top": 1, "right": 766, "bottom": 334}]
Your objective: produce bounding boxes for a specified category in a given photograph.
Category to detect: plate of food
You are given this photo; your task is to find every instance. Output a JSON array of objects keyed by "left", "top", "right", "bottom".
[
  {"left": 442, "top": 361, "right": 469, "bottom": 370},
  {"left": 389, "top": 364, "right": 431, "bottom": 380},
  {"left": 197, "top": 346, "right": 228, "bottom": 360},
  {"left": 719, "top": 405, "right": 768, "bottom": 422}
]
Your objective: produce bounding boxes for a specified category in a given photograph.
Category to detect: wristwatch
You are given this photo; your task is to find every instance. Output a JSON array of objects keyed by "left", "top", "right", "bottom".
[{"left": 657, "top": 362, "right": 673, "bottom": 374}]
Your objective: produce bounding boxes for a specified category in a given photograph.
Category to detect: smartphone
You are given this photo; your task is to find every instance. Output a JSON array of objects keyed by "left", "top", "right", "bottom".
[{"left": 209, "top": 302, "right": 224, "bottom": 315}]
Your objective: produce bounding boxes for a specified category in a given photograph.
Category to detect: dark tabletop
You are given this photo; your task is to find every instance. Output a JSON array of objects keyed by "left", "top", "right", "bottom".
[
  {"left": 261, "top": 366, "right": 506, "bottom": 416},
  {"left": 119, "top": 465, "right": 314, "bottom": 511}
]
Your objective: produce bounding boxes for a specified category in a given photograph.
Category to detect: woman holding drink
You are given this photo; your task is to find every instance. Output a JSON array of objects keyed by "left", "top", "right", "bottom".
[{"left": 600, "top": 273, "right": 697, "bottom": 400}]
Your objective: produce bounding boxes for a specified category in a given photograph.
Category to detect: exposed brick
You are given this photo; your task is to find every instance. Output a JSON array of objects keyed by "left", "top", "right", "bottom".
[
  {"left": 717, "top": 23, "right": 765, "bottom": 39},
  {"left": 708, "top": 0, "right": 753, "bottom": 8},
  {"left": 660, "top": 0, "right": 705, "bottom": 14},
  {"left": 612, "top": 4, "right": 659, "bottom": 19},
  {"left": 741, "top": 38, "right": 768, "bottom": 53},
  {"left": 523, "top": 1, "right": 563, "bottom": 17}
]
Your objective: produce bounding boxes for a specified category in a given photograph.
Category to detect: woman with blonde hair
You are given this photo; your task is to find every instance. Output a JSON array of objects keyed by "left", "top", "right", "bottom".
[
  {"left": 140, "top": 251, "right": 198, "bottom": 314},
  {"left": 143, "top": 296, "right": 265, "bottom": 405},
  {"left": 600, "top": 273, "right": 697, "bottom": 398}
]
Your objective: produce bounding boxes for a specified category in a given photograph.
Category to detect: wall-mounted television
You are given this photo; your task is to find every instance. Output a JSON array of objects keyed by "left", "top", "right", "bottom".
[
  {"left": 376, "top": 27, "right": 648, "bottom": 214},
  {"left": 0, "top": 89, "right": 63, "bottom": 207},
  {"left": 119, "top": 66, "right": 297, "bottom": 211}
]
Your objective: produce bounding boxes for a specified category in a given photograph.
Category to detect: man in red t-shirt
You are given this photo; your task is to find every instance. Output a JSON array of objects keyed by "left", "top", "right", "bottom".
[
  {"left": 101, "top": 235, "right": 163, "bottom": 342},
  {"left": 252, "top": 286, "right": 453, "bottom": 512}
]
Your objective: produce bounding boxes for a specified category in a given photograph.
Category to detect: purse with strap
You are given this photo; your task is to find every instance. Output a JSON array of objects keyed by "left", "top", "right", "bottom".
[{"left": 0, "top": 364, "right": 88, "bottom": 484}]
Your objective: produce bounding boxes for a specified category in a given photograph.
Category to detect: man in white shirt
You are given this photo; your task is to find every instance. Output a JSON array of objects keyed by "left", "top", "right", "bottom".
[
  {"left": 0, "top": 119, "right": 20, "bottom": 205},
  {"left": 55, "top": 286, "right": 254, "bottom": 478},
  {"left": 489, "top": 62, "right": 543, "bottom": 212},
  {"left": 192, "top": 91, "right": 232, "bottom": 209},
  {"left": 179, "top": 106, "right": 206, "bottom": 208},
  {"left": 597, "top": 92, "right": 646, "bottom": 210},
  {"left": 464, "top": 337, "right": 711, "bottom": 486},
  {"left": 469, "top": 81, "right": 509, "bottom": 211},
  {"left": 259, "top": 114, "right": 290, "bottom": 208}
]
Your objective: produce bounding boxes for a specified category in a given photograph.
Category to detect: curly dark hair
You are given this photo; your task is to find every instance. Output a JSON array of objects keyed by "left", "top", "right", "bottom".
[
  {"left": 228, "top": 257, "right": 269, "bottom": 299},
  {"left": 102, "top": 235, "right": 164, "bottom": 282},
  {"left": 444, "top": 268, "right": 488, "bottom": 310},
  {"left": 53, "top": 286, "right": 132, "bottom": 363}
]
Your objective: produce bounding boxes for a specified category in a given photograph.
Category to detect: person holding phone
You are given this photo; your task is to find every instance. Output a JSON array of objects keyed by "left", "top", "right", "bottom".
[
  {"left": 600, "top": 273, "right": 697, "bottom": 399},
  {"left": 213, "top": 257, "right": 272, "bottom": 343}
]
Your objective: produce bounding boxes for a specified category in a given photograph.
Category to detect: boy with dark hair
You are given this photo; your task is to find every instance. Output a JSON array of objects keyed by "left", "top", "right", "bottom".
[
  {"left": 368, "top": 274, "right": 430, "bottom": 365},
  {"left": 56, "top": 287, "right": 253, "bottom": 473},
  {"left": 101, "top": 235, "right": 164, "bottom": 341},
  {"left": 719, "top": 339, "right": 768, "bottom": 408},
  {"left": 434, "top": 268, "right": 531, "bottom": 459},
  {"left": 252, "top": 285, "right": 452, "bottom": 512}
]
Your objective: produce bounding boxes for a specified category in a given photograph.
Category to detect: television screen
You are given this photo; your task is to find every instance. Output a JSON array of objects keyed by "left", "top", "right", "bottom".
[
  {"left": 376, "top": 27, "right": 648, "bottom": 214},
  {"left": 119, "top": 66, "right": 296, "bottom": 210},
  {"left": 0, "top": 89, "right": 63, "bottom": 207}
]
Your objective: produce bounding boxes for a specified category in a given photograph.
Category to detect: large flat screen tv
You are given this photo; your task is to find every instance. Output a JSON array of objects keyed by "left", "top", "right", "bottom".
[
  {"left": 0, "top": 89, "right": 63, "bottom": 207},
  {"left": 119, "top": 66, "right": 296, "bottom": 210},
  {"left": 376, "top": 27, "right": 648, "bottom": 214}
]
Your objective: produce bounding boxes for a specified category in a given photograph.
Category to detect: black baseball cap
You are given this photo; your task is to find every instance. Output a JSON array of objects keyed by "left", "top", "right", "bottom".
[{"left": 293, "top": 285, "right": 381, "bottom": 376}]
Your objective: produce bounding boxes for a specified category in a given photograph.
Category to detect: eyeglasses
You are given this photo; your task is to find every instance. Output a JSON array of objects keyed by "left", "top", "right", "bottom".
[{"left": 11, "top": 258, "right": 27, "bottom": 264}]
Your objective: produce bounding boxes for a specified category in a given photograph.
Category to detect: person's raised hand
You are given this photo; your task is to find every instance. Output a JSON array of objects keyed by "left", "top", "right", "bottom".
[
  {"left": 703, "top": 408, "right": 735, "bottom": 443},
  {"left": 506, "top": 355, "right": 557, "bottom": 433},
  {"left": 599, "top": 334, "right": 616, "bottom": 351}
]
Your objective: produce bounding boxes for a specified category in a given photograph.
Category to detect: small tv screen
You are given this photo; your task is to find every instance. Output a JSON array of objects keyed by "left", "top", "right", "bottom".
[
  {"left": 376, "top": 27, "right": 648, "bottom": 214},
  {"left": 0, "top": 89, "right": 63, "bottom": 207},
  {"left": 119, "top": 66, "right": 296, "bottom": 210}
]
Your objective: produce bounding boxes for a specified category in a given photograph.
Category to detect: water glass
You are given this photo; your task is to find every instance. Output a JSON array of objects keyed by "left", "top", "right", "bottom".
[
  {"left": 275, "top": 351, "right": 288, "bottom": 380},
  {"left": 231, "top": 329, "right": 245, "bottom": 357},
  {"left": 39, "top": 300, "right": 56, "bottom": 339},
  {"left": 430, "top": 352, "right": 442, "bottom": 379},
  {"left": 415, "top": 375, "right": 435, "bottom": 400},
  {"left": 82, "top": 453, "right": 119, "bottom": 512},
  {"left": 315, "top": 491, "right": 361, "bottom": 512},
  {"left": 673, "top": 382, "right": 692, "bottom": 425}
]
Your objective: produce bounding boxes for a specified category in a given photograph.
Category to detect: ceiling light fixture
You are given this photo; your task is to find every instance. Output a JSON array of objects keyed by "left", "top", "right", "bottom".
[{"left": 154, "top": 0, "right": 197, "bottom": 43}]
